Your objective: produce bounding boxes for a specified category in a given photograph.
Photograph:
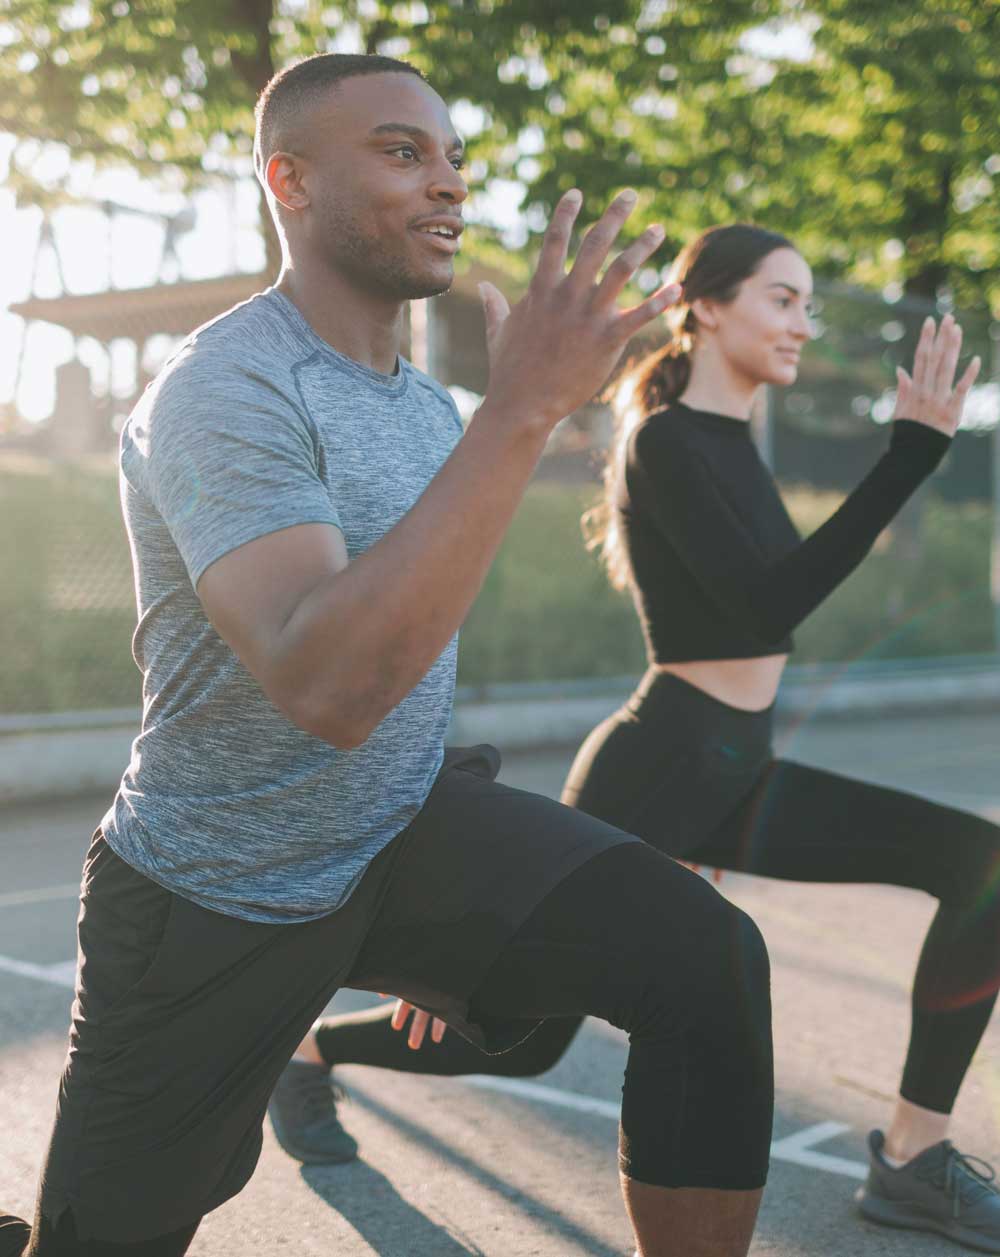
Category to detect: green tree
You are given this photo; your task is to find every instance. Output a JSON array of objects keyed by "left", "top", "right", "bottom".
[{"left": 3, "top": 1, "right": 998, "bottom": 308}]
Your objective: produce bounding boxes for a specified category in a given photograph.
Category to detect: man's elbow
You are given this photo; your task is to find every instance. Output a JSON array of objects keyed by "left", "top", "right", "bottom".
[{"left": 283, "top": 687, "right": 381, "bottom": 750}]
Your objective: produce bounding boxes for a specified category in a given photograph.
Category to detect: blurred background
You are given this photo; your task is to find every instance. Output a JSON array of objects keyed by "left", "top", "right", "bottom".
[{"left": 1, "top": 0, "right": 998, "bottom": 725}]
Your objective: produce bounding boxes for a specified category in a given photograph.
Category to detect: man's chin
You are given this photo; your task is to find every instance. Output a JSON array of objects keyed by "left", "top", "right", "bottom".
[{"left": 404, "top": 270, "right": 454, "bottom": 300}]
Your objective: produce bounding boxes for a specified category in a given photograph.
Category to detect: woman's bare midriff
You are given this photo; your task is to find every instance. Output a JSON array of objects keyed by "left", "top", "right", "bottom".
[{"left": 655, "top": 654, "right": 789, "bottom": 712}]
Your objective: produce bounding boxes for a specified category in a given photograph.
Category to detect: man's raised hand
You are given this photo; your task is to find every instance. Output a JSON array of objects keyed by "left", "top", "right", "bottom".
[{"left": 477, "top": 190, "right": 681, "bottom": 431}]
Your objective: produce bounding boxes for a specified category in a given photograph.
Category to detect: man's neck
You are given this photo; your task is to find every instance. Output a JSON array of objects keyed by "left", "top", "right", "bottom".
[{"left": 277, "top": 264, "right": 406, "bottom": 376}]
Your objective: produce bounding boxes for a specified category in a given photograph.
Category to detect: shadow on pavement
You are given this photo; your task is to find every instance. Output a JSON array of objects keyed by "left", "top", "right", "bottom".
[
  {"left": 302, "top": 1158, "right": 489, "bottom": 1256},
  {"left": 303, "top": 1081, "right": 621, "bottom": 1257}
]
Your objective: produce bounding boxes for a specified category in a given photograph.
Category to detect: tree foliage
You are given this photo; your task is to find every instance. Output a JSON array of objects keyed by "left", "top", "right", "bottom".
[{"left": 3, "top": 0, "right": 998, "bottom": 308}]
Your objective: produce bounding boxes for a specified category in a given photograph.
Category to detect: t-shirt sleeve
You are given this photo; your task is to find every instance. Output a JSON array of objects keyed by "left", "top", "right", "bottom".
[
  {"left": 628, "top": 418, "right": 951, "bottom": 643},
  {"left": 137, "top": 357, "right": 341, "bottom": 587}
]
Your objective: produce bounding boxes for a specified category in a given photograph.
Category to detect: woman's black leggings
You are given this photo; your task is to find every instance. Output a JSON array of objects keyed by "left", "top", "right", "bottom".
[{"left": 319, "top": 670, "right": 1000, "bottom": 1116}]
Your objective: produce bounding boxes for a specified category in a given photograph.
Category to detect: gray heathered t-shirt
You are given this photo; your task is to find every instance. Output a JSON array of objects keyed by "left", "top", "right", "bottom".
[{"left": 101, "top": 288, "right": 464, "bottom": 924}]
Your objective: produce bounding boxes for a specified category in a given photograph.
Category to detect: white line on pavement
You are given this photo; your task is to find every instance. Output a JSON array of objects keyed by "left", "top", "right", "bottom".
[
  {"left": 0, "top": 884, "right": 80, "bottom": 908},
  {"left": 466, "top": 1077, "right": 869, "bottom": 1181},
  {"left": 769, "top": 1121, "right": 867, "bottom": 1181},
  {"left": 0, "top": 955, "right": 77, "bottom": 988},
  {"left": 0, "top": 958, "right": 871, "bottom": 1182},
  {"left": 467, "top": 1074, "right": 620, "bottom": 1120}
]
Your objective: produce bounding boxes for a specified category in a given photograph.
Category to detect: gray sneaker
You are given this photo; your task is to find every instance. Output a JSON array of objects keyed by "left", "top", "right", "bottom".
[
  {"left": 267, "top": 1059, "right": 359, "bottom": 1164},
  {"left": 856, "top": 1129, "right": 1000, "bottom": 1253}
]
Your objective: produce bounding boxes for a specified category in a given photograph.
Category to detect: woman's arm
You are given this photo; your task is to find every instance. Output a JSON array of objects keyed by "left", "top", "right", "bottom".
[{"left": 632, "top": 315, "right": 980, "bottom": 645}]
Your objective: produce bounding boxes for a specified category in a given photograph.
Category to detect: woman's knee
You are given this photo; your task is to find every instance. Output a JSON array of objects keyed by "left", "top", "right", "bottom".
[{"left": 936, "top": 816, "right": 1000, "bottom": 908}]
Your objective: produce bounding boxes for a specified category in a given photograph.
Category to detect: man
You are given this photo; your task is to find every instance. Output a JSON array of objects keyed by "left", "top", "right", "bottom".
[{"left": 1, "top": 53, "right": 772, "bottom": 1257}]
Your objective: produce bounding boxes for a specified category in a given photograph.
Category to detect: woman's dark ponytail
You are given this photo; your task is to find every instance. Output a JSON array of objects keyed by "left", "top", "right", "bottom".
[{"left": 584, "top": 223, "right": 795, "bottom": 591}]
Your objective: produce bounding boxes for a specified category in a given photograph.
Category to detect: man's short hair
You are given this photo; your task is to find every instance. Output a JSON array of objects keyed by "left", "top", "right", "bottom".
[{"left": 253, "top": 52, "right": 426, "bottom": 180}]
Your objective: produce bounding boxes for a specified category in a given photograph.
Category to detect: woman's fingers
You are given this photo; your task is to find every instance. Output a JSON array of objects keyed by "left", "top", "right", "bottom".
[
  {"left": 947, "top": 355, "right": 982, "bottom": 426},
  {"left": 931, "top": 315, "right": 962, "bottom": 398},
  {"left": 910, "top": 316, "right": 935, "bottom": 391},
  {"left": 431, "top": 1017, "right": 448, "bottom": 1044}
]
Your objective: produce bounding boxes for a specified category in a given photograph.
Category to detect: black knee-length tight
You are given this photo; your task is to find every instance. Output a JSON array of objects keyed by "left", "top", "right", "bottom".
[{"left": 319, "top": 672, "right": 1000, "bottom": 1117}]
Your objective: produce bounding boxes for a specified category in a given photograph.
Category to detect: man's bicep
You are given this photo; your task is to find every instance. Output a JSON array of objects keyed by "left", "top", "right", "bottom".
[{"left": 196, "top": 521, "right": 349, "bottom": 684}]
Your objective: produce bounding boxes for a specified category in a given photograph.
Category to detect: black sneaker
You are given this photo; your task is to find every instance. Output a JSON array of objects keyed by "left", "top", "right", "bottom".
[
  {"left": 856, "top": 1129, "right": 1000, "bottom": 1253},
  {"left": 0, "top": 1215, "right": 30, "bottom": 1257},
  {"left": 267, "top": 1059, "right": 359, "bottom": 1165}
]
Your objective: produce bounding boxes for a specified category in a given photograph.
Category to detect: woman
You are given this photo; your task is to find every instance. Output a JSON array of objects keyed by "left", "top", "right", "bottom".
[
  {"left": 278, "top": 225, "right": 1000, "bottom": 1253},
  {"left": 559, "top": 224, "right": 1000, "bottom": 1253}
]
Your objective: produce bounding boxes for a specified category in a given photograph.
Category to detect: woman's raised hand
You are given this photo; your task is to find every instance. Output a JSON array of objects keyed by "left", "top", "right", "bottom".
[{"left": 894, "top": 314, "right": 981, "bottom": 438}]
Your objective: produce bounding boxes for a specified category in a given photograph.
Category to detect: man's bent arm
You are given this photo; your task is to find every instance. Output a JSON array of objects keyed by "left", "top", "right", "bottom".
[
  {"left": 199, "top": 192, "right": 678, "bottom": 747},
  {"left": 200, "top": 406, "right": 547, "bottom": 748}
]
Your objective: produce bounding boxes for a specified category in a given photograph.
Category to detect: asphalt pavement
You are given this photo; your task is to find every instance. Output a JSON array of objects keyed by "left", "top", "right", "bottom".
[{"left": 2, "top": 708, "right": 999, "bottom": 1254}]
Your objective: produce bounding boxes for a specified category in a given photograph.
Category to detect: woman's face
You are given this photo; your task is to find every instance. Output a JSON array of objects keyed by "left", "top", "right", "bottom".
[{"left": 702, "top": 247, "right": 814, "bottom": 387}]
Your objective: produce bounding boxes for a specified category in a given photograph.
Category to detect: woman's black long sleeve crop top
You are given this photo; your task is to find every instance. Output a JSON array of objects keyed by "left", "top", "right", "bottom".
[{"left": 616, "top": 401, "right": 951, "bottom": 664}]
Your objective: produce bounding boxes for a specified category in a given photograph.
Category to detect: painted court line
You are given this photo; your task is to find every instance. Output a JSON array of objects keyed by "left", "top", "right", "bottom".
[
  {"left": 0, "top": 884, "right": 80, "bottom": 909},
  {"left": 466, "top": 1077, "right": 868, "bottom": 1181},
  {"left": 0, "top": 955, "right": 77, "bottom": 988},
  {"left": 0, "top": 958, "right": 869, "bottom": 1181}
]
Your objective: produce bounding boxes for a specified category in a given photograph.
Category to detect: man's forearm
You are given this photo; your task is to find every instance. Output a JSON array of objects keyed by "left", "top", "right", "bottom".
[{"left": 275, "top": 403, "right": 550, "bottom": 744}]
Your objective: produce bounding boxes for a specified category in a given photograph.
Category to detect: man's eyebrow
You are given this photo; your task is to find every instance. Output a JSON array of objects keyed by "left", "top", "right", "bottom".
[{"left": 369, "top": 122, "right": 465, "bottom": 153}]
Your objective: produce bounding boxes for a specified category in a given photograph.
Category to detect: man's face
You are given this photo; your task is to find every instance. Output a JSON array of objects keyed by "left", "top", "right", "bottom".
[{"left": 282, "top": 73, "right": 468, "bottom": 300}]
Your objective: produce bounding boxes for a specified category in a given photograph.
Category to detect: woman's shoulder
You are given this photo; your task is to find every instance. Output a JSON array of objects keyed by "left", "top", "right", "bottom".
[
  {"left": 629, "top": 403, "right": 706, "bottom": 459},
  {"left": 624, "top": 406, "right": 713, "bottom": 496}
]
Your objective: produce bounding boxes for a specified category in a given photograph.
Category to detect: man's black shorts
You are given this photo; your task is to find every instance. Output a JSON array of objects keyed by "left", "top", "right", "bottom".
[{"left": 36, "top": 745, "right": 637, "bottom": 1243}]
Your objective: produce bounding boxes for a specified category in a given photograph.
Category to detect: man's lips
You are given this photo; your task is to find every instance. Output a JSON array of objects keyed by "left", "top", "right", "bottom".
[
  {"left": 411, "top": 227, "right": 461, "bottom": 255},
  {"left": 410, "top": 216, "right": 463, "bottom": 256}
]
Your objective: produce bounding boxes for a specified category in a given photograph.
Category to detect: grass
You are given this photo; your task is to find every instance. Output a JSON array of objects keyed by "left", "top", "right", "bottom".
[{"left": 1, "top": 458, "right": 994, "bottom": 715}]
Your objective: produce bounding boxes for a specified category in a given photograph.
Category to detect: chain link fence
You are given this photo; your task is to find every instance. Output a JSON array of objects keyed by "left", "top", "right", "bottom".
[{"left": 1, "top": 283, "right": 997, "bottom": 717}]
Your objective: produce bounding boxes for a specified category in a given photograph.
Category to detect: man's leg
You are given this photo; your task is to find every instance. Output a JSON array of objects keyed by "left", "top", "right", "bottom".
[
  {"left": 349, "top": 750, "right": 773, "bottom": 1257},
  {"left": 464, "top": 842, "right": 771, "bottom": 1257},
  {"left": 23, "top": 1210, "right": 200, "bottom": 1257},
  {"left": 7, "top": 830, "right": 401, "bottom": 1253}
]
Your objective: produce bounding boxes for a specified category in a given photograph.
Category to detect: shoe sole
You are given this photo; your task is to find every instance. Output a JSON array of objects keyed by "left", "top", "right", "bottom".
[
  {"left": 857, "top": 1188, "right": 1000, "bottom": 1254},
  {"left": 267, "top": 1104, "right": 359, "bottom": 1166}
]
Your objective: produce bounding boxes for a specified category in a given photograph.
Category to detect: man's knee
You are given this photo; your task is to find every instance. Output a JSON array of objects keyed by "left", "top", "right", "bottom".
[{"left": 630, "top": 889, "right": 771, "bottom": 1052}]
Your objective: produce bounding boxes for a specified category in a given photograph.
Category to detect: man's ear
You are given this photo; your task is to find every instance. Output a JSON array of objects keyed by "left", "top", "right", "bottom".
[
  {"left": 690, "top": 296, "right": 718, "bottom": 331},
  {"left": 266, "top": 153, "right": 310, "bottom": 212}
]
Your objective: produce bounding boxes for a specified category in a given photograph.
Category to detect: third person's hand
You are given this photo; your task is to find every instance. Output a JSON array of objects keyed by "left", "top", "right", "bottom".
[{"left": 390, "top": 998, "right": 448, "bottom": 1050}]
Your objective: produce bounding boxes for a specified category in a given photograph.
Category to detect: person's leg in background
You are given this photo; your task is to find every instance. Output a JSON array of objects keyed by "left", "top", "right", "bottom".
[
  {"left": 311, "top": 1002, "right": 580, "bottom": 1077},
  {"left": 690, "top": 757, "right": 1000, "bottom": 1247},
  {"left": 271, "top": 1005, "right": 583, "bottom": 1164}
]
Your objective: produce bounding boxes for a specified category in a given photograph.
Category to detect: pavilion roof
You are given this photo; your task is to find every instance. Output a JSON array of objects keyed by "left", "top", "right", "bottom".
[
  {"left": 8, "top": 271, "right": 268, "bottom": 342},
  {"left": 7, "top": 261, "right": 513, "bottom": 343}
]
